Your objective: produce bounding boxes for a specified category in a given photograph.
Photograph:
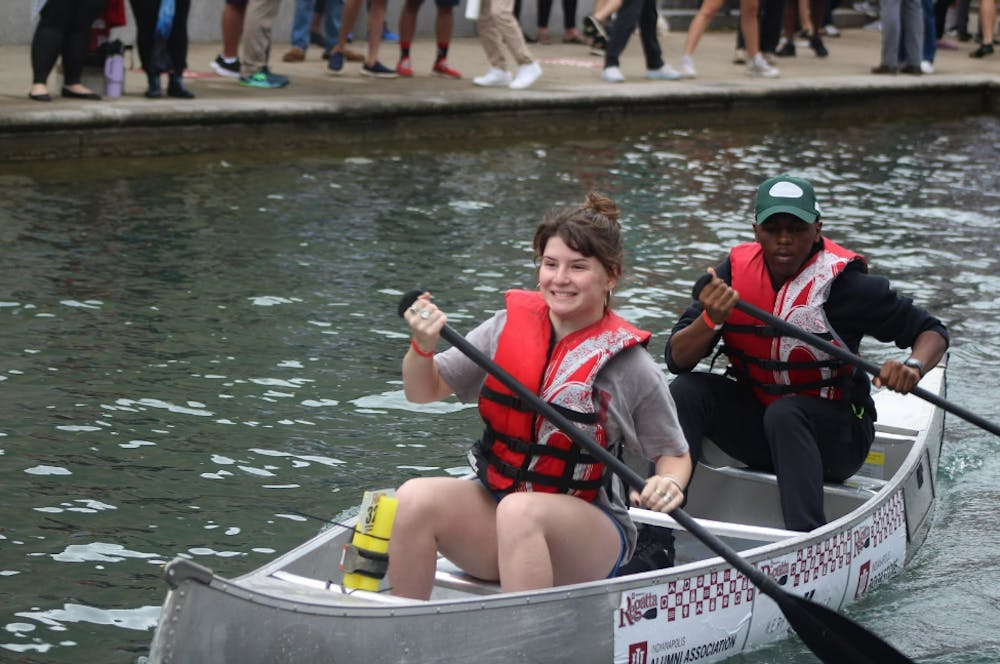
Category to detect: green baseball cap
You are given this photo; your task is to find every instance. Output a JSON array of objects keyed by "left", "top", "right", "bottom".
[{"left": 754, "top": 175, "right": 821, "bottom": 224}]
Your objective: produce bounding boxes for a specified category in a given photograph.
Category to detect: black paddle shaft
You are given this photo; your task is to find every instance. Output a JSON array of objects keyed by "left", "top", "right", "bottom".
[
  {"left": 691, "top": 273, "right": 1000, "bottom": 438},
  {"left": 397, "top": 290, "right": 913, "bottom": 664}
]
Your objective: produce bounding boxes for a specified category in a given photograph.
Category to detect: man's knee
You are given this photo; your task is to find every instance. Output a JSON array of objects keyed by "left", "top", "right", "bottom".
[{"left": 667, "top": 371, "right": 703, "bottom": 407}]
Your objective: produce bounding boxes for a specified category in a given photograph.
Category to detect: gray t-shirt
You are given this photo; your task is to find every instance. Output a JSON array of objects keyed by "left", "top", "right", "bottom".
[{"left": 434, "top": 310, "right": 689, "bottom": 560}]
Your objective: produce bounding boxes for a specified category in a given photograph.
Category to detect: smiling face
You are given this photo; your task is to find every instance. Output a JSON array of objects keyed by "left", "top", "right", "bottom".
[
  {"left": 538, "top": 235, "right": 616, "bottom": 336},
  {"left": 753, "top": 213, "right": 823, "bottom": 285}
]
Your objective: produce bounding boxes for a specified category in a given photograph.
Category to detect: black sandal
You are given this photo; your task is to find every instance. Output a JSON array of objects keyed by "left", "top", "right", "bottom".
[{"left": 970, "top": 43, "right": 995, "bottom": 58}]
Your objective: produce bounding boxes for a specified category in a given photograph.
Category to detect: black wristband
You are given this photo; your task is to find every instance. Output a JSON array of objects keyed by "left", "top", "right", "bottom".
[{"left": 903, "top": 357, "right": 925, "bottom": 377}]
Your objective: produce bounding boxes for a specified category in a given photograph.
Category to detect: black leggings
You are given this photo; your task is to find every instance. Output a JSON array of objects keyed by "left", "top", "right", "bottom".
[
  {"left": 539, "top": 0, "right": 578, "bottom": 29},
  {"left": 604, "top": 0, "right": 663, "bottom": 69},
  {"left": 129, "top": 0, "right": 192, "bottom": 74},
  {"left": 514, "top": 0, "right": 579, "bottom": 30},
  {"left": 31, "top": 0, "right": 108, "bottom": 85},
  {"left": 669, "top": 372, "right": 874, "bottom": 531}
]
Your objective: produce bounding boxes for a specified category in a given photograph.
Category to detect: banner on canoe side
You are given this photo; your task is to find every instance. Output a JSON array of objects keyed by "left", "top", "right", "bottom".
[
  {"left": 612, "top": 567, "right": 753, "bottom": 664},
  {"left": 612, "top": 490, "right": 907, "bottom": 664},
  {"left": 848, "top": 490, "right": 906, "bottom": 601}
]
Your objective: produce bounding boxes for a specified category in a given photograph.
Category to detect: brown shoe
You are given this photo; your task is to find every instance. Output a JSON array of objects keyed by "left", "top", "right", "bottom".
[
  {"left": 870, "top": 64, "right": 898, "bottom": 74},
  {"left": 344, "top": 48, "right": 365, "bottom": 62},
  {"left": 899, "top": 64, "right": 922, "bottom": 75},
  {"left": 282, "top": 47, "right": 306, "bottom": 62}
]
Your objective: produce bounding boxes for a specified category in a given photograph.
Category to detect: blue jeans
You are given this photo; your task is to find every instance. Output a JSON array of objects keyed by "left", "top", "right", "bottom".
[
  {"left": 291, "top": 0, "right": 344, "bottom": 50},
  {"left": 921, "top": 0, "right": 936, "bottom": 62},
  {"left": 897, "top": 0, "right": 935, "bottom": 63}
]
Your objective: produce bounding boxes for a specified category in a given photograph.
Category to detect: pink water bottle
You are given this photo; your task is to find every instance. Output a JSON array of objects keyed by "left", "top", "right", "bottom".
[{"left": 104, "top": 54, "right": 124, "bottom": 99}]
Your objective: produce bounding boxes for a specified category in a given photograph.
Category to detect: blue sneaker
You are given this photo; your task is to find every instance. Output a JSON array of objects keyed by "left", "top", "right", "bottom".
[
  {"left": 239, "top": 70, "right": 290, "bottom": 88},
  {"left": 260, "top": 67, "right": 289, "bottom": 85},
  {"left": 381, "top": 23, "right": 399, "bottom": 42},
  {"left": 328, "top": 51, "right": 344, "bottom": 73},
  {"left": 361, "top": 61, "right": 398, "bottom": 78}
]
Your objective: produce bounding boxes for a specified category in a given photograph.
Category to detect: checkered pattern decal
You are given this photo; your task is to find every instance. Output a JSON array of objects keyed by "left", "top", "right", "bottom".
[{"left": 658, "top": 569, "right": 755, "bottom": 621}]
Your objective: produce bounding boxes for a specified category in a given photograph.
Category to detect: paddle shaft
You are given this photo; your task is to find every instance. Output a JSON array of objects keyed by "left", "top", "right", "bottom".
[{"left": 724, "top": 297, "right": 1000, "bottom": 438}]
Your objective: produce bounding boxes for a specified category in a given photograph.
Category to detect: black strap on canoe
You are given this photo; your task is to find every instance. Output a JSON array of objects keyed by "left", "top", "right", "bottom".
[{"left": 340, "top": 543, "right": 389, "bottom": 579}]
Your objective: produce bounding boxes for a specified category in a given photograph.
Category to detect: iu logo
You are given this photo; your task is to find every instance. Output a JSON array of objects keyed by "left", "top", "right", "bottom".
[
  {"left": 855, "top": 560, "right": 871, "bottom": 599},
  {"left": 628, "top": 642, "right": 648, "bottom": 664}
]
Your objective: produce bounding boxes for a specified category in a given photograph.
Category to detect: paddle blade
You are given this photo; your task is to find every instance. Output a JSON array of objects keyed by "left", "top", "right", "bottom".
[
  {"left": 779, "top": 593, "right": 914, "bottom": 664},
  {"left": 397, "top": 289, "right": 428, "bottom": 318}
]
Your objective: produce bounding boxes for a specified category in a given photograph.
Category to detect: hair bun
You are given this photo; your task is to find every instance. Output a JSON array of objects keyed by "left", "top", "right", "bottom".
[{"left": 583, "top": 192, "right": 620, "bottom": 224}]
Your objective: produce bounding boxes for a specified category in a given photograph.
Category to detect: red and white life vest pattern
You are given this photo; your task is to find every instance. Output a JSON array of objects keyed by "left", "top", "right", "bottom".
[
  {"left": 723, "top": 240, "right": 866, "bottom": 406},
  {"left": 475, "top": 290, "right": 651, "bottom": 501}
]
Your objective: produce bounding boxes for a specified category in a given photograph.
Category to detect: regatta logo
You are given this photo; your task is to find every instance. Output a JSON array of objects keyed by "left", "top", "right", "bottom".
[
  {"left": 618, "top": 591, "right": 659, "bottom": 626},
  {"left": 759, "top": 560, "right": 790, "bottom": 586},
  {"left": 854, "top": 525, "right": 872, "bottom": 556}
]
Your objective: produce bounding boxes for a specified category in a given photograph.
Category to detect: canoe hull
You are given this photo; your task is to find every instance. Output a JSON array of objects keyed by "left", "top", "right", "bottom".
[{"left": 149, "top": 367, "right": 946, "bottom": 664}]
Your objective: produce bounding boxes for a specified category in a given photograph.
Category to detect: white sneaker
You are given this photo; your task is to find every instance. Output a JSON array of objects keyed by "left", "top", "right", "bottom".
[
  {"left": 647, "top": 64, "right": 682, "bottom": 80},
  {"left": 601, "top": 66, "right": 625, "bottom": 82},
  {"left": 852, "top": 0, "right": 879, "bottom": 17},
  {"left": 920, "top": 59, "right": 935, "bottom": 74},
  {"left": 733, "top": 48, "right": 747, "bottom": 64},
  {"left": 473, "top": 67, "right": 513, "bottom": 87},
  {"left": 822, "top": 23, "right": 840, "bottom": 37},
  {"left": 509, "top": 62, "right": 542, "bottom": 89},
  {"left": 746, "top": 52, "right": 780, "bottom": 78},
  {"left": 678, "top": 55, "right": 697, "bottom": 78},
  {"left": 656, "top": 14, "right": 670, "bottom": 42}
]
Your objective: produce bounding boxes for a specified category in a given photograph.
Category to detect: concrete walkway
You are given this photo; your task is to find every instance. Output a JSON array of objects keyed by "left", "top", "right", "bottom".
[{"left": 2, "top": 27, "right": 998, "bottom": 161}]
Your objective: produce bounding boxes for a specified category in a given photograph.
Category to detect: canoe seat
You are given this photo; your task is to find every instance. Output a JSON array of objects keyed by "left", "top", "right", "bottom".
[
  {"left": 433, "top": 558, "right": 502, "bottom": 595},
  {"left": 706, "top": 464, "right": 883, "bottom": 501},
  {"left": 699, "top": 437, "right": 892, "bottom": 496}
]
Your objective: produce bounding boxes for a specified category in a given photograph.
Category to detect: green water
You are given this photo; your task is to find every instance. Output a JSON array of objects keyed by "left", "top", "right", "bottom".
[{"left": 1, "top": 115, "right": 999, "bottom": 663}]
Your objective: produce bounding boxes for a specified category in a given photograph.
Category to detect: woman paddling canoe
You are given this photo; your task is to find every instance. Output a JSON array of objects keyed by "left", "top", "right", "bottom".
[{"left": 390, "top": 192, "right": 692, "bottom": 599}]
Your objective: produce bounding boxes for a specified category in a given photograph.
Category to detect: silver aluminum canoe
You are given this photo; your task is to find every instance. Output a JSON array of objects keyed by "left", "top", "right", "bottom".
[{"left": 148, "top": 365, "right": 946, "bottom": 664}]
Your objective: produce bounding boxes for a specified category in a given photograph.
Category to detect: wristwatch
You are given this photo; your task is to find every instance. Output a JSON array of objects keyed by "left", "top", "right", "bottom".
[{"left": 903, "top": 358, "right": 925, "bottom": 377}]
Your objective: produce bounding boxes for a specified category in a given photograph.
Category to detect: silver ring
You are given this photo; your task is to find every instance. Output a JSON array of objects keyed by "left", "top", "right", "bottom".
[
  {"left": 660, "top": 492, "right": 671, "bottom": 503},
  {"left": 420, "top": 310, "right": 430, "bottom": 319}
]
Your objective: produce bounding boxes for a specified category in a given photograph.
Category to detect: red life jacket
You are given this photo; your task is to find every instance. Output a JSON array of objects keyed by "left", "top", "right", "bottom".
[
  {"left": 722, "top": 239, "right": 866, "bottom": 406},
  {"left": 473, "top": 290, "right": 651, "bottom": 501}
]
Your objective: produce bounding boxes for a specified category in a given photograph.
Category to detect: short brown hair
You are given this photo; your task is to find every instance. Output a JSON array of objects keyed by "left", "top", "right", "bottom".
[{"left": 532, "top": 192, "right": 623, "bottom": 281}]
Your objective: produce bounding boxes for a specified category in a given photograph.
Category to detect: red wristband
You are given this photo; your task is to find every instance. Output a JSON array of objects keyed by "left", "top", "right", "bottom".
[
  {"left": 701, "top": 309, "right": 721, "bottom": 331},
  {"left": 410, "top": 338, "right": 435, "bottom": 358}
]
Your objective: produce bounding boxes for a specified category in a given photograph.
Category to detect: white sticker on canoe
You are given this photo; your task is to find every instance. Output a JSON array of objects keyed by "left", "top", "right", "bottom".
[
  {"left": 849, "top": 490, "right": 906, "bottom": 600},
  {"left": 613, "top": 569, "right": 753, "bottom": 664}
]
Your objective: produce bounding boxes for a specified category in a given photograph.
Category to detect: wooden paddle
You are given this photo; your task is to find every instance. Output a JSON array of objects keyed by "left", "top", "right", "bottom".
[
  {"left": 398, "top": 290, "right": 914, "bottom": 664},
  {"left": 691, "top": 273, "right": 1000, "bottom": 438}
]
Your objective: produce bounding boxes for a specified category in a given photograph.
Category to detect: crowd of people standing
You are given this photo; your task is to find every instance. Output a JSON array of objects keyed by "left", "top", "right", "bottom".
[{"left": 26, "top": 0, "right": 997, "bottom": 101}]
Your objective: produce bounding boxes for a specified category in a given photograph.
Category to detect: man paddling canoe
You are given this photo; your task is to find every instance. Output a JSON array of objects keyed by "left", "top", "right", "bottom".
[{"left": 666, "top": 174, "right": 949, "bottom": 532}]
